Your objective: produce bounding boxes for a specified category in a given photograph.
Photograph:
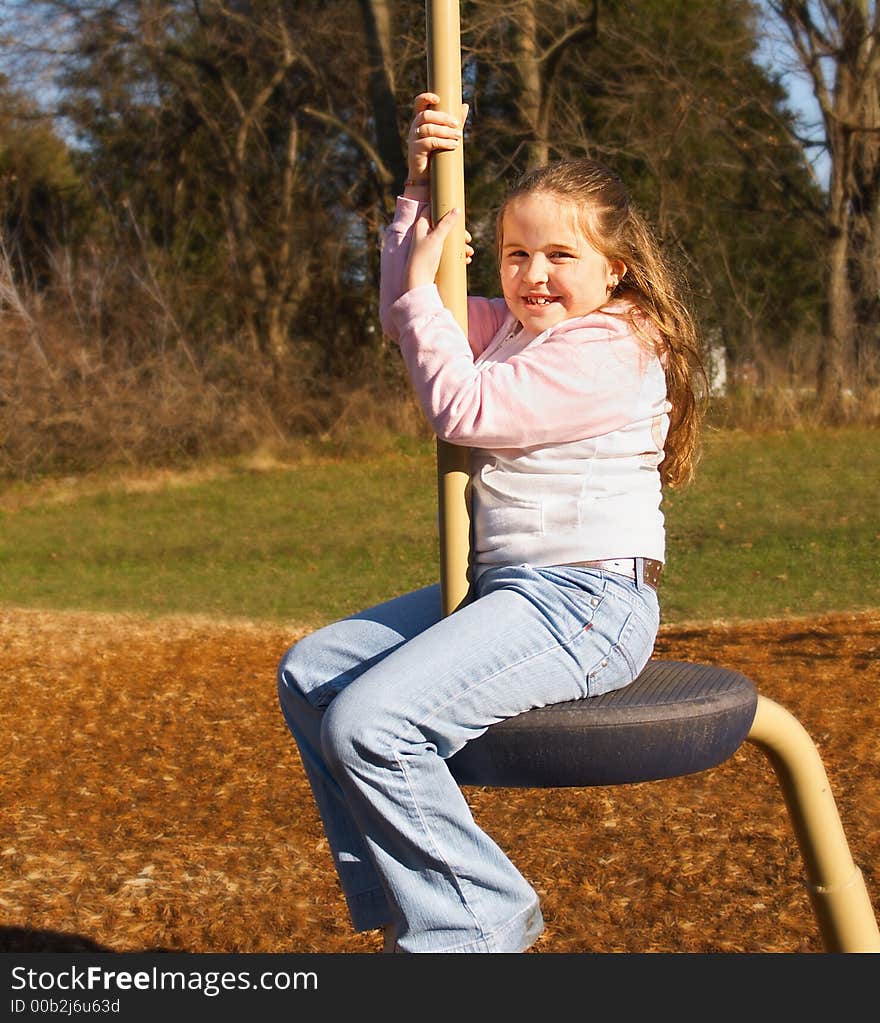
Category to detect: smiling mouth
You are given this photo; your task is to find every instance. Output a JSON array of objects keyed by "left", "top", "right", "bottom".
[{"left": 523, "top": 296, "right": 557, "bottom": 306}]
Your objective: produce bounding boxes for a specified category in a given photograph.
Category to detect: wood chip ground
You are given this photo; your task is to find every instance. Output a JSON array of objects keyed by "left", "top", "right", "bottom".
[{"left": 2, "top": 607, "right": 877, "bottom": 953}]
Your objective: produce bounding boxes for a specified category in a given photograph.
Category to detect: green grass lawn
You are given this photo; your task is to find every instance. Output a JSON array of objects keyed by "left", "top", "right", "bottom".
[
  {"left": 0, "top": 427, "right": 877, "bottom": 627},
  {"left": 660, "top": 426, "right": 879, "bottom": 622}
]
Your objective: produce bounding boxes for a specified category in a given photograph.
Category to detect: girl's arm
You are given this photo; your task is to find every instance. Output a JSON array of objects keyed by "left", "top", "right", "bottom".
[
  {"left": 379, "top": 198, "right": 507, "bottom": 357},
  {"left": 388, "top": 278, "right": 667, "bottom": 448},
  {"left": 387, "top": 193, "right": 666, "bottom": 448},
  {"left": 379, "top": 92, "right": 508, "bottom": 355}
]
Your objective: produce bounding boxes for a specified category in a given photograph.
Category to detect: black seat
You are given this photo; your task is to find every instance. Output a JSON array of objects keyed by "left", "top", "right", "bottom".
[
  {"left": 448, "top": 659, "right": 757, "bottom": 788},
  {"left": 445, "top": 657, "right": 880, "bottom": 951}
]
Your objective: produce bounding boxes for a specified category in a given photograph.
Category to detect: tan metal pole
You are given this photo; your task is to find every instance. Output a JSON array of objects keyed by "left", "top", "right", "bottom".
[
  {"left": 425, "top": 0, "right": 471, "bottom": 616},
  {"left": 747, "top": 695, "right": 880, "bottom": 952}
]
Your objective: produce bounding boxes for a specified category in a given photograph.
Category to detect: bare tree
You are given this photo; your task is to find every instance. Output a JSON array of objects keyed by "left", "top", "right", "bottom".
[
  {"left": 136, "top": 2, "right": 312, "bottom": 367},
  {"left": 767, "top": 0, "right": 880, "bottom": 403},
  {"left": 464, "top": 0, "right": 599, "bottom": 171},
  {"left": 0, "top": 0, "right": 832, "bottom": 418},
  {"left": 357, "top": 0, "right": 408, "bottom": 207},
  {"left": 508, "top": 0, "right": 599, "bottom": 168}
]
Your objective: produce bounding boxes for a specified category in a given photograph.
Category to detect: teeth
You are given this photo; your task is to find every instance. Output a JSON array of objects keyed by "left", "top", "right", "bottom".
[{"left": 526, "top": 297, "right": 553, "bottom": 305}]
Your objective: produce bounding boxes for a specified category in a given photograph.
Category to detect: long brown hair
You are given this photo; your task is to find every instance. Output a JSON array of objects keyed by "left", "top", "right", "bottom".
[{"left": 496, "top": 158, "right": 706, "bottom": 488}]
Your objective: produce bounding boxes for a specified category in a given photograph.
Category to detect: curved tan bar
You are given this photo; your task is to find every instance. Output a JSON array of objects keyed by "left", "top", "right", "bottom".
[
  {"left": 747, "top": 695, "right": 880, "bottom": 952},
  {"left": 426, "top": 0, "right": 472, "bottom": 616}
]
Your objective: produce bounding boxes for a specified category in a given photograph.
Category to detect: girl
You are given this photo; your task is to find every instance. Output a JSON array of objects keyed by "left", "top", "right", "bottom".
[{"left": 277, "top": 93, "right": 704, "bottom": 953}]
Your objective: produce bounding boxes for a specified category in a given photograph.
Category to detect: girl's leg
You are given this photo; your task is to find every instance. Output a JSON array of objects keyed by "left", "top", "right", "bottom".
[
  {"left": 319, "top": 563, "right": 659, "bottom": 953},
  {"left": 277, "top": 584, "right": 442, "bottom": 933}
]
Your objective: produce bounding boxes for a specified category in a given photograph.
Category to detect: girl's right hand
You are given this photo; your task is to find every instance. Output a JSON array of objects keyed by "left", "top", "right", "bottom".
[
  {"left": 407, "top": 92, "right": 468, "bottom": 186},
  {"left": 405, "top": 206, "right": 462, "bottom": 291}
]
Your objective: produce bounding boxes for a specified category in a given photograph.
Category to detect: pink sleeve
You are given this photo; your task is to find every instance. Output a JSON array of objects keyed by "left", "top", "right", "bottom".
[
  {"left": 379, "top": 196, "right": 508, "bottom": 358},
  {"left": 387, "top": 290, "right": 666, "bottom": 448}
]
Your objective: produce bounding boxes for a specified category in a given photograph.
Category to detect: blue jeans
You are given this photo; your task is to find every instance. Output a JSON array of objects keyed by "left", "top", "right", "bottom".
[{"left": 276, "top": 561, "right": 660, "bottom": 953}]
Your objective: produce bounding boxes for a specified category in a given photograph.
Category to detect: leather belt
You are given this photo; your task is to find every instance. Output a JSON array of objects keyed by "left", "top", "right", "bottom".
[{"left": 557, "top": 557, "right": 663, "bottom": 590}]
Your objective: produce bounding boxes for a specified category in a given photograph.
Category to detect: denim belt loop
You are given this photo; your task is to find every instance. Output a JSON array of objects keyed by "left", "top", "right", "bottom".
[{"left": 635, "top": 557, "right": 645, "bottom": 590}]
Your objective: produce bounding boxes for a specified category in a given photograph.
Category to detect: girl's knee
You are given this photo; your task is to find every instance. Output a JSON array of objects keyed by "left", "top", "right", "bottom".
[
  {"left": 319, "top": 699, "right": 363, "bottom": 775},
  {"left": 276, "top": 628, "right": 338, "bottom": 701},
  {"left": 320, "top": 695, "right": 402, "bottom": 777},
  {"left": 276, "top": 638, "right": 306, "bottom": 697},
  {"left": 276, "top": 641, "right": 314, "bottom": 735}
]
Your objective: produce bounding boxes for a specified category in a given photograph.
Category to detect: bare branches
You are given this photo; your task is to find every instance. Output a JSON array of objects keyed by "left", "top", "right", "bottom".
[
  {"left": 765, "top": 0, "right": 880, "bottom": 399},
  {"left": 0, "top": 233, "right": 56, "bottom": 379},
  {"left": 0, "top": 0, "right": 857, "bottom": 434}
]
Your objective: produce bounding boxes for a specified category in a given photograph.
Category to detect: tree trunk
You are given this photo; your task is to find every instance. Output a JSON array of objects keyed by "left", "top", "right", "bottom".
[
  {"left": 515, "top": 1, "right": 548, "bottom": 168},
  {"left": 358, "top": 0, "right": 408, "bottom": 211},
  {"left": 850, "top": 31, "right": 880, "bottom": 387},
  {"left": 822, "top": 214, "right": 852, "bottom": 408},
  {"left": 771, "top": 0, "right": 880, "bottom": 405}
]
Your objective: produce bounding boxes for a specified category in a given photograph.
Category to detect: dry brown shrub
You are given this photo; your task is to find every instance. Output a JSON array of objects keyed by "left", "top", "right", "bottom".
[
  {"left": 0, "top": 304, "right": 429, "bottom": 480},
  {"left": 3, "top": 232, "right": 879, "bottom": 482}
]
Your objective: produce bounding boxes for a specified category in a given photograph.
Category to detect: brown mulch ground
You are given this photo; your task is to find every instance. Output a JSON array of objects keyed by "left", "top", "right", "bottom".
[{"left": 1, "top": 606, "right": 878, "bottom": 954}]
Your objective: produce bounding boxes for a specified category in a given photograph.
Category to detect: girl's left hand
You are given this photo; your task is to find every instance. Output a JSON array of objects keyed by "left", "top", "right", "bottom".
[
  {"left": 405, "top": 208, "right": 473, "bottom": 292},
  {"left": 407, "top": 92, "right": 468, "bottom": 185}
]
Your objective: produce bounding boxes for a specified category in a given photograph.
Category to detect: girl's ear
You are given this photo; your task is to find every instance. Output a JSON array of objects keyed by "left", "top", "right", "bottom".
[{"left": 609, "top": 259, "right": 627, "bottom": 285}]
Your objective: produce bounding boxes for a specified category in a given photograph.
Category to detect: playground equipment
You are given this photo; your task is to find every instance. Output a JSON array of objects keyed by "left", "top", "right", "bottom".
[{"left": 424, "top": 0, "right": 880, "bottom": 952}]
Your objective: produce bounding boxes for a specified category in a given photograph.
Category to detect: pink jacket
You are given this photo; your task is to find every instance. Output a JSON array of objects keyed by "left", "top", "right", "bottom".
[{"left": 380, "top": 196, "right": 670, "bottom": 573}]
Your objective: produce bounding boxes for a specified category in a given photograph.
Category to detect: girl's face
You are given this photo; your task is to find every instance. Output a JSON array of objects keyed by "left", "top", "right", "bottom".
[{"left": 499, "top": 193, "right": 625, "bottom": 335}]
